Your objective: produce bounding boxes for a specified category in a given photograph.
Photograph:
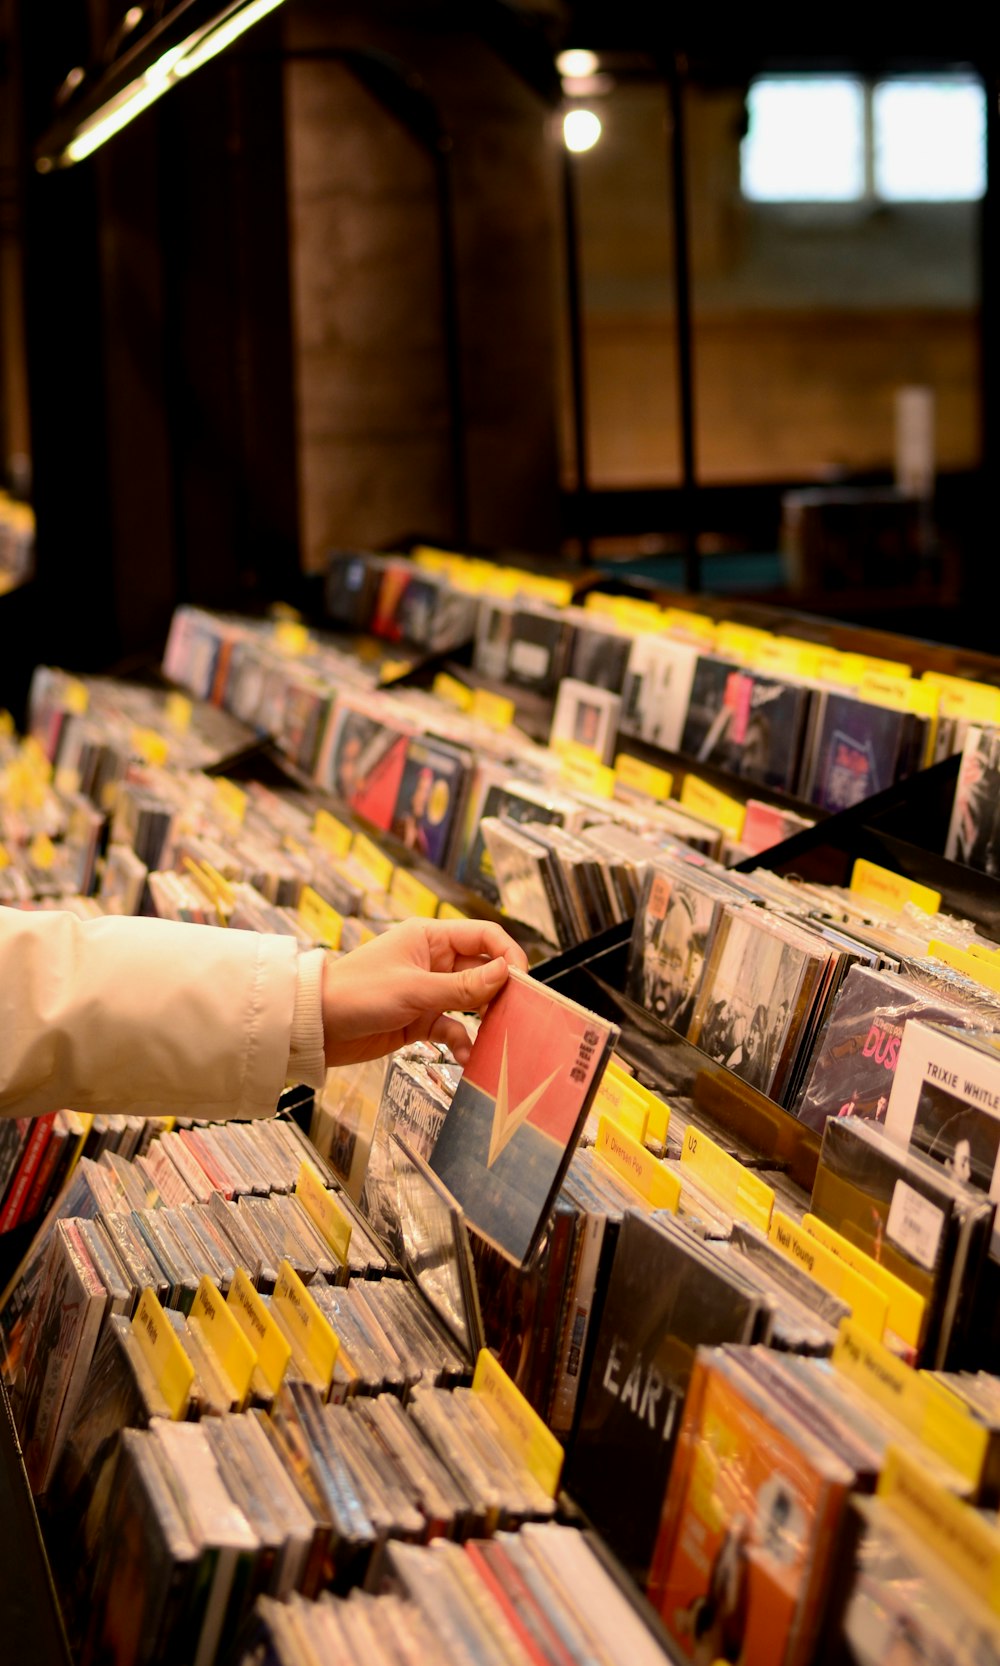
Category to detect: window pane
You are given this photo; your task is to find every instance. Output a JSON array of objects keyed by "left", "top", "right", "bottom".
[
  {"left": 741, "top": 77, "right": 865, "bottom": 202},
  {"left": 874, "top": 77, "right": 985, "bottom": 201}
]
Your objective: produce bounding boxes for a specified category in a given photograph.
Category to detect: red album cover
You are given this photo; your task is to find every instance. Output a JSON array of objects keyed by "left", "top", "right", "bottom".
[{"left": 429, "top": 968, "right": 617, "bottom": 1264}]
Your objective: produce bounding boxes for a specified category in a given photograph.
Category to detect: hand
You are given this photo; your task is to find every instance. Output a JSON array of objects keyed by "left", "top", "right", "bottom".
[{"left": 320, "top": 916, "right": 529, "bottom": 1068}]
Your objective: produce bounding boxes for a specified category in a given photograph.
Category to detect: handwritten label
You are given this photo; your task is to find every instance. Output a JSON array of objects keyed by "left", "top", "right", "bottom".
[
  {"left": 559, "top": 746, "right": 616, "bottom": 800},
  {"left": 132, "top": 1287, "right": 194, "bottom": 1420},
  {"left": 390, "top": 867, "right": 439, "bottom": 918},
  {"left": 858, "top": 672, "right": 937, "bottom": 715},
  {"left": 313, "top": 809, "right": 353, "bottom": 859},
  {"left": 614, "top": 754, "right": 673, "bottom": 801},
  {"left": 190, "top": 1275, "right": 256, "bottom": 1407},
  {"left": 679, "top": 776, "right": 746, "bottom": 840},
  {"left": 227, "top": 1268, "right": 291, "bottom": 1395},
  {"left": 878, "top": 1446, "right": 1000, "bottom": 1614},
  {"left": 680, "top": 1126, "right": 773, "bottom": 1232},
  {"left": 850, "top": 859, "right": 941, "bottom": 917},
  {"left": 593, "top": 1073, "right": 648, "bottom": 1143},
  {"left": 754, "top": 638, "right": 822, "bottom": 680},
  {"left": 887, "top": 1180, "right": 945, "bottom": 1271},
  {"left": 928, "top": 940, "right": 1000, "bottom": 996},
  {"left": 295, "top": 1161, "right": 352, "bottom": 1267},
  {"left": 833, "top": 1320, "right": 986, "bottom": 1485},
  {"left": 472, "top": 1348, "right": 564, "bottom": 1498},
  {"left": 298, "top": 887, "right": 344, "bottom": 949},
  {"left": 594, "top": 1117, "right": 681, "bottom": 1212},
  {"left": 769, "top": 1213, "right": 887, "bottom": 1339},
  {"left": 803, "top": 1215, "right": 925, "bottom": 1349},
  {"left": 272, "top": 1259, "right": 339, "bottom": 1395}
]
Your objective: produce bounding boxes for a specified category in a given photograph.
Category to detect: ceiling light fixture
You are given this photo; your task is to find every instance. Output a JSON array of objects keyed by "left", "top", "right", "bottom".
[
  {"left": 563, "top": 108, "right": 602, "bottom": 153},
  {"left": 556, "top": 49, "right": 599, "bottom": 80},
  {"left": 37, "top": 0, "right": 286, "bottom": 170}
]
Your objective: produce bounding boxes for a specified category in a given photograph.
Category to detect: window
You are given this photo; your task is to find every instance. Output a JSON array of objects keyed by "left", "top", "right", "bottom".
[{"left": 741, "top": 73, "right": 986, "bottom": 204}]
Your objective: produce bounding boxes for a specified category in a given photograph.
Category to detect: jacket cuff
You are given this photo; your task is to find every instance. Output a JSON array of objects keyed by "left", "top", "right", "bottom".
[{"left": 288, "top": 947, "right": 328, "bottom": 1089}]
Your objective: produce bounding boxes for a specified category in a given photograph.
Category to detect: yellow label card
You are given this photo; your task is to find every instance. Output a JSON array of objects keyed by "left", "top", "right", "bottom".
[
  {"left": 22, "top": 736, "right": 52, "bottom": 780},
  {"left": 595, "top": 1116, "right": 681, "bottom": 1212},
  {"left": 0, "top": 843, "right": 9, "bottom": 870},
  {"left": 518, "top": 574, "right": 574, "bottom": 608},
  {"left": 663, "top": 607, "right": 716, "bottom": 643},
  {"left": 592, "top": 1075, "right": 648, "bottom": 1143},
  {"left": 850, "top": 859, "right": 941, "bottom": 917},
  {"left": 833, "top": 1320, "right": 987, "bottom": 1486},
  {"left": 930, "top": 941, "right": 1000, "bottom": 996},
  {"left": 389, "top": 867, "right": 439, "bottom": 918},
  {"left": 378, "top": 658, "right": 413, "bottom": 684},
  {"left": 715, "top": 623, "right": 773, "bottom": 662},
  {"left": 312, "top": 808, "right": 353, "bottom": 859},
  {"left": 130, "top": 726, "right": 170, "bottom": 767},
  {"left": 803, "top": 1216, "right": 925, "bottom": 1349},
  {"left": 191, "top": 1276, "right": 256, "bottom": 1407},
  {"left": 227, "top": 1268, "right": 291, "bottom": 1395},
  {"left": 298, "top": 886, "right": 343, "bottom": 949},
  {"left": 472, "top": 1348, "right": 564, "bottom": 1498},
  {"left": 755, "top": 638, "right": 822, "bottom": 680},
  {"left": 927, "top": 676, "right": 1000, "bottom": 726},
  {"left": 433, "top": 672, "right": 473, "bottom": 711},
  {"left": 213, "top": 778, "right": 247, "bottom": 824},
  {"left": 295, "top": 1161, "right": 353, "bottom": 1267},
  {"left": 614, "top": 754, "right": 673, "bottom": 801},
  {"left": 858, "top": 672, "right": 938, "bottom": 716},
  {"left": 165, "top": 692, "right": 192, "bottom": 732},
  {"left": 274, "top": 620, "right": 310, "bottom": 656},
  {"left": 680, "top": 1127, "right": 773, "bottom": 1232},
  {"left": 470, "top": 688, "right": 516, "bottom": 730},
  {"left": 132, "top": 1287, "right": 194, "bottom": 1420},
  {"left": 351, "top": 832, "right": 394, "bottom": 892},
  {"left": 62, "top": 677, "right": 89, "bottom": 715},
  {"left": 272, "top": 1259, "right": 339, "bottom": 1395},
  {"left": 0, "top": 708, "right": 14, "bottom": 737},
  {"left": 604, "top": 1063, "right": 671, "bottom": 1144},
  {"left": 769, "top": 1214, "right": 887, "bottom": 1339},
  {"left": 559, "top": 747, "right": 616, "bottom": 800},
  {"left": 28, "top": 832, "right": 56, "bottom": 870},
  {"left": 878, "top": 1445, "right": 1000, "bottom": 1614},
  {"left": 412, "top": 544, "right": 457, "bottom": 571},
  {"left": 679, "top": 776, "right": 746, "bottom": 839},
  {"left": 437, "top": 901, "right": 469, "bottom": 922}
]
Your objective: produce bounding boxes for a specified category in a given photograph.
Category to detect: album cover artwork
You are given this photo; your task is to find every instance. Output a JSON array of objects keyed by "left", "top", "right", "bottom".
[
  {"left": 803, "top": 693, "right": 912, "bottom": 812},
  {"left": 429, "top": 969, "right": 617, "bottom": 1265},
  {"left": 945, "top": 726, "right": 1000, "bottom": 878},
  {"left": 390, "top": 737, "right": 471, "bottom": 869}
]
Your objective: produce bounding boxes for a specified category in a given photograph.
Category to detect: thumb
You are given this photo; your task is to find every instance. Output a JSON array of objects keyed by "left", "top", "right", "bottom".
[{"left": 428, "top": 955, "right": 510, "bottom": 1013}]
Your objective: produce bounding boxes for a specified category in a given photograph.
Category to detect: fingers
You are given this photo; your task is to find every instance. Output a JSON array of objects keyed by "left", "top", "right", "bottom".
[
  {"left": 425, "top": 1014, "right": 475, "bottom": 1064},
  {"left": 419, "top": 954, "right": 511, "bottom": 1014},
  {"left": 425, "top": 917, "right": 528, "bottom": 973}
]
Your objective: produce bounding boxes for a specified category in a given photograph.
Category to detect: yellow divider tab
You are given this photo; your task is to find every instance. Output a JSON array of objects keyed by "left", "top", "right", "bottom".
[
  {"left": 769, "top": 1213, "right": 887, "bottom": 1339},
  {"left": 272, "top": 1259, "right": 339, "bottom": 1395},
  {"left": 930, "top": 940, "right": 1000, "bottom": 996},
  {"left": 680, "top": 1126, "right": 773, "bottom": 1232},
  {"left": 352, "top": 832, "right": 395, "bottom": 892},
  {"left": 803, "top": 1214, "right": 926, "bottom": 1349},
  {"left": 298, "top": 886, "right": 344, "bottom": 949},
  {"left": 878, "top": 1445, "right": 1000, "bottom": 1614},
  {"left": 227, "top": 1268, "right": 291, "bottom": 1395},
  {"left": 595, "top": 1116, "right": 681, "bottom": 1212},
  {"left": 605, "top": 1064, "right": 671, "bottom": 1146},
  {"left": 437, "top": 901, "right": 469, "bottom": 922},
  {"left": 28, "top": 832, "right": 57, "bottom": 870},
  {"left": 472, "top": 1348, "right": 564, "bottom": 1498},
  {"left": 433, "top": 672, "right": 474, "bottom": 711},
  {"left": 679, "top": 776, "right": 746, "bottom": 839},
  {"left": 130, "top": 727, "right": 170, "bottom": 767},
  {"left": 858, "top": 672, "right": 937, "bottom": 715},
  {"left": 592, "top": 1074, "right": 648, "bottom": 1143},
  {"left": 295, "top": 1160, "right": 353, "bottom": 1267},
  {"left": 165, "top": 692, "right": 193, "bottom": 732},
  {"left": 470, "top": 688, "right": 516, "bottom": 730},
  {"left": 274, "top": 620, "right": 310, "bottom": 656},
  {"left": 614, "top": 754, "right": 673, "bottom": 801},
  {"left": 132, "top": 1287, "right": 194, "bottom": 1420},
  {"left": 559, "top": 746, "right": 616, "bottom": 800},
  {"left": 833, "top": 1319, "right": 987, "bottom": 1487},
  {"left": 390, "top": 867, "right": 440, "bottom": 918},
  {"left": 850, "top": 858, "right": 941, "bottom": 917},
  {"left": 190, "top": 1275, "right": 256, "bottom": 1407},
  {"left": 313, "top": 809, "right": 353, "bottom": 859},
  {"left": 62, "top": 677, "right": 89, "bottom": 715},
  {"left": 213, "top": 778, "right": 247, "bottom": 825}
]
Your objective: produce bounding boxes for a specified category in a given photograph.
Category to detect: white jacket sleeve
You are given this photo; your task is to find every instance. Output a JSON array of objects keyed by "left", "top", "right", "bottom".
[{"left": 0, "top": 906, "right": 317, "bottom": 1121}]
